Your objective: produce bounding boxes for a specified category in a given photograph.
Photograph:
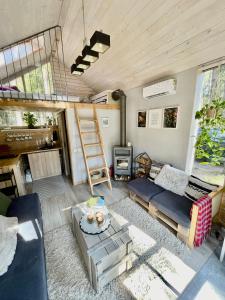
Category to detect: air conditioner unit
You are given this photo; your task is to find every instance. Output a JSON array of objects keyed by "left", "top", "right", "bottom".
[
  {"left": 143, "top": 79, "right": 176, "bottom": 99},
  {"left": 90, "top": 90, "right": 114, "bottom": 104}
]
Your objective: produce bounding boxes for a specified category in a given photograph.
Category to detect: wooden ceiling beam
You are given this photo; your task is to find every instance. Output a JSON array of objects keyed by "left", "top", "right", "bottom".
[{"left": 0, "top": 98, "right": 120, "bottom": 111}]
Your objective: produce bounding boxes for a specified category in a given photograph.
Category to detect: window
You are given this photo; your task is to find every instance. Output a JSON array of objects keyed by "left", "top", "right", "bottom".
[
  {"left": 23, "top": 63, "right": 53, "bottom": 94},
  {"left": 201, "top": 63, "right": 225, "bottom": 104},
  {"left": 0, "top": 111, "right": 56, "bottom": 127}
]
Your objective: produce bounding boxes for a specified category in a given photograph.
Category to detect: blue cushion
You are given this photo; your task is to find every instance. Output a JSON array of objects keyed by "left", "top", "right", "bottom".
[
  {"left": 0, "top": 193, "right": 48, "bottom": 300},
  {"left": 128, "top": 178, "right": 165, "bottom": 203},
  {"left": 151, "top": 190, "right": 193, "bottom": 227}
]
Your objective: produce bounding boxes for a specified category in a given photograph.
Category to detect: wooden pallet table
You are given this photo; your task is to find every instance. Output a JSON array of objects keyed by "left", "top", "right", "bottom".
[{"left": 72, "top": 203, "right": 133, "bottom": 291}]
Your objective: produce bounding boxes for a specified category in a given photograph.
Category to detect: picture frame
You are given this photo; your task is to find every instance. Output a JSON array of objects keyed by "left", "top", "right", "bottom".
[
  {"left": 137, "top": 110, "right": 147, "bottom": 128},
  {"left": 148, "top": 108, "right": 163, "bottom": 128},
  {"left": 163, "top": 106, "right": 179, "bottom": 129},
  {"left": 101, "top": 117, "right": 109, "bottom": 128}
]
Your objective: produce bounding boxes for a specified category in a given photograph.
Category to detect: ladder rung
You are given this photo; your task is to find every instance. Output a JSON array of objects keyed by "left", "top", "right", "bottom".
[
  {"left": 84, "top": 142, "right": 100, "bottom": 147},
  {"left": 89, "top": 166, "right": 107, "bottom": 173},
  {"left": 81, "top": 131, "right": 98, "bottom": 134},
  {"left": 86, "top": 153, "right": 103, "bottom": 159},
  {"left": 79, "top": 119, "right": 97, "bottom": 122},
  {"left": 0, "top": 172, "right": 13, "bottom": 182},
  {"left": 91, "top": 176, "right": 109, "bottom": 186}
]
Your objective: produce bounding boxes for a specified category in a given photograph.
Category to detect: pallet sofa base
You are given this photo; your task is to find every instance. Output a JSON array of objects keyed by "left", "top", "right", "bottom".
[{"left": 129, "top": 191, "right": 189, "bottom": 244}]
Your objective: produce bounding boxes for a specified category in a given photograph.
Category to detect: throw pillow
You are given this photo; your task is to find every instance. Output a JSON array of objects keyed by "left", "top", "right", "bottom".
[
  {"left": 155, "top": 165, "right": 189, "bottom": 196},
  {"left": 0, "top": 215, "right": 18, "bottom": 276},
  {"left": 0, "top": 192, "right": 12, "bottom": 216},
  {"left": 148, "top": 161, "right": 165, "bottom": 181},
  {"left": 185, "top": 175, "right": 219, "bottom": 201}
]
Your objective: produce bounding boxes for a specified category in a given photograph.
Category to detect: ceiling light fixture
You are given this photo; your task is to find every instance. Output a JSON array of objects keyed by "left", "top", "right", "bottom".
[
  {"left": 71, "top": 64, "right": 84, "bottom": 76},
  {"left": 76, "top": 55, "right": 90, "bottom": 70},
  {"left": 71, "top": 0, "right": 110, "bottom": 75},
  {"left": 82, "top": 45, "right": 99, "bottom": 63},
  {"left": 90, "top": 31, "right": 110, "bottom": 53}
]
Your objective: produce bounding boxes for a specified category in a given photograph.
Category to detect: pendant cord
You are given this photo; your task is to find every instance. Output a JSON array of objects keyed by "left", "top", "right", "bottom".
[{"left": 82, "top": 0, "right": 86, "bottom": 46}]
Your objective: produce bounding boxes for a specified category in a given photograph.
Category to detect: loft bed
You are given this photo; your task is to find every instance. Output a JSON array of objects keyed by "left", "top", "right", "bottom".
[
  {"left": 0, "top": 90, "right": 79, "bottom": 102},
  {"left": 0, "top": 26, "right": 78, "bottom": 103}
]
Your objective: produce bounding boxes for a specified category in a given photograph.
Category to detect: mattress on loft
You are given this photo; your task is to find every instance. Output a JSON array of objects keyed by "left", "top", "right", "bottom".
[{"left": 0, "top": 90, "right": 80, "bottom": 102}]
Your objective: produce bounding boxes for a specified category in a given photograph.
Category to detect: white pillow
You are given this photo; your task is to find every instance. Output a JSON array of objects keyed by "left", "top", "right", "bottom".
[
  {"left": 0, "top": 215, "right": 18, "bottom": 276},
  {"left": 155, "top": 165, "right": 188, "bottom": 196}
]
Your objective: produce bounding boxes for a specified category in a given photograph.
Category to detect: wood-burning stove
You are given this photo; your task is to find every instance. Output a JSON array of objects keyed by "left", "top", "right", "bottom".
[
  {"left": 113, "top": 146, "right": 132, "bottom": 181},
  {"left": 111, "top": 89, "right": 133, "bottom": 181}
]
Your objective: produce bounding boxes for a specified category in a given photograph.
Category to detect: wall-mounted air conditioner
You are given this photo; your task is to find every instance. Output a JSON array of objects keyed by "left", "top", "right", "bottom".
[
  {"left": 90, "top": 90, "right": 114, "bottom": 104},
  {"left": 143, "top": 79, "right": 176, "bottom": 99}
]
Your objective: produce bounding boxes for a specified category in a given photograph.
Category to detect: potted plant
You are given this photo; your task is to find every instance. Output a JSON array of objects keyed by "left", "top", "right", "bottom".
[
  {"left": 23, "top": 112, "right": 38, "bottom": 129},
  {"left": 195, "top": 98, "right": 225, "bottom": 166}
]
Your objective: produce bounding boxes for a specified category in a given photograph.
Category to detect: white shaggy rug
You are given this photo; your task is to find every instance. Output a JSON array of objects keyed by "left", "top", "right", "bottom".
[{"left": 45, "top": 197, "right": 216, "bottom": 300}]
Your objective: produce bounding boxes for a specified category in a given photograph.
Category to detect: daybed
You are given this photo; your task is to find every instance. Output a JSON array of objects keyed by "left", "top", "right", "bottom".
[
  {"left": 0, "top": 193, "right": 48, "bottom": 300},
  {"left": 128, "top": 173, "right": 223, "bottom": 248}
]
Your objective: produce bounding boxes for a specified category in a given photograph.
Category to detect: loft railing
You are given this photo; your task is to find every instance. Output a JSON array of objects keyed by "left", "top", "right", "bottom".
[{"left": 0, "top": 26, "right": 68, "bottom": 101}]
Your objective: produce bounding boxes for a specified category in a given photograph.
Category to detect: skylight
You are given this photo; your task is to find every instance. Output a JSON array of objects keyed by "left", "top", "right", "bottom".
[{"left": 0, "top": 36, "right": 44, "bottom": 67}]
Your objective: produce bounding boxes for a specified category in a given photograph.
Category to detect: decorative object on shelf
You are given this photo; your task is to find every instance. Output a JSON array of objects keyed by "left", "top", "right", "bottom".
[
  {"left": 195, "top": 98, "right": 225, "bottom": 166},
  {"left": 90, "top": 170, "right": 102, "bottom": 180},
  {"left": 134, "top": 152, "right": 152, "bottom": 178},
  {"left": 101, "top": 117, "right": 109, "bottom": 128},
  {"left": 163, "top": 106, "right": 179, "bottom": 128},
  {"left": 137, "top": 111, "right": 147, "bottom": 127},
  {"left": 23, "top": 112, "right": 38, "bottom": 129},
  {"left": 71, "top": 0, "right": 110, "bottom": 76},
  {"left": 148, "top": 108, "right": 163, "bottom": 128}
]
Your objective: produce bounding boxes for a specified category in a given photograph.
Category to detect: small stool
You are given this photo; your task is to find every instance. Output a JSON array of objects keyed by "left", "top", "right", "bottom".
[{"left": 220, "top": 237, "right": 225, "bottom": 262}]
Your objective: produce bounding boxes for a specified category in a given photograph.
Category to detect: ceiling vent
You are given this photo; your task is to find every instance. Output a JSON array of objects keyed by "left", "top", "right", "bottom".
[{"left": 143, "top": 79, "right": 176, "bottom": 99}]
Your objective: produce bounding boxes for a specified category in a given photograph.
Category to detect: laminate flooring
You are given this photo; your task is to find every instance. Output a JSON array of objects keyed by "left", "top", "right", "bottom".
[{"left": 26, "top": 175, "right": 128, "bottom": 233}]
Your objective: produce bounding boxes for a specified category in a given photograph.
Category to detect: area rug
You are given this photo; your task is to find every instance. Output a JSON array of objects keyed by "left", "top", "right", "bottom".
[{"left": 45, "top": 197, "right": 217, "bottom": 300}]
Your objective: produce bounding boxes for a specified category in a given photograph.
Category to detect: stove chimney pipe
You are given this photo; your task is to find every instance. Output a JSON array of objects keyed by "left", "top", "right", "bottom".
[{"left": 112, "top": 89, "right": 126, "bottom": 147}]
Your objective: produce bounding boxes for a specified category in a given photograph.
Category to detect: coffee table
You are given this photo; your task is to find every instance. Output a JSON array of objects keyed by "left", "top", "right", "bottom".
[{"left": 72, "top": 202, "right": 133, "bottom": 291}]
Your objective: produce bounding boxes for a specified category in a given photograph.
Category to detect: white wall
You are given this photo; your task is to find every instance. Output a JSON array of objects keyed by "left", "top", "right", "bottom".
[
  {"left": 126, "top": 67, "right": 197, "bottom": 170},
  {"left": 65, "top": 108, "right": 120, "bottom": 185}
]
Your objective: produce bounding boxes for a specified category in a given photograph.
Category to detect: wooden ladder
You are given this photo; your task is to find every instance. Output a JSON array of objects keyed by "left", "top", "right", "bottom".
[{"left": 75, "top": 107, "right": 112, "bottom": 195}]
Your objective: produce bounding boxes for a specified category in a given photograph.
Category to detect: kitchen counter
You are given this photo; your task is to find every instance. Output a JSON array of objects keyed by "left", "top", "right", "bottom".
[
  {"left": 0, "top": 147, "right": 62, "bottom": 167},
  {"left": 0, "top": 156, "right": 20, "bottom": 168},
  {"left": 0, "top": 147, "right": 62, "bottom": 194}
]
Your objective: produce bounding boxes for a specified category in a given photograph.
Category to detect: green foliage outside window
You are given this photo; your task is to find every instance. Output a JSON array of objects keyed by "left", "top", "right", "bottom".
[{"left": 195, "top": 98, "right": 225, "bottom": 166}]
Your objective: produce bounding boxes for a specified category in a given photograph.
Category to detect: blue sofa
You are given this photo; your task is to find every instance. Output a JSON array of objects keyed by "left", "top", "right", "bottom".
[
  {"left": 128, "top": 178, "right": 193, "bottom": 235},
  {"left": 0, "top": 193, "right": 48, "bottom": 300}
]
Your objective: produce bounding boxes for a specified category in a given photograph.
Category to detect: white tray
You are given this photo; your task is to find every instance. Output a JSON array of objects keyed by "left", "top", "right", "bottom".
[{"left": 80, "top": 214, "right": 111, "bottom": 235}]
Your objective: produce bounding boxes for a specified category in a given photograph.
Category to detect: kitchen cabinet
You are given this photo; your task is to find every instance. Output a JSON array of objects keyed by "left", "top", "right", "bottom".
[{"left": 28, "top": 149, "right": 61, "bottom": 180}]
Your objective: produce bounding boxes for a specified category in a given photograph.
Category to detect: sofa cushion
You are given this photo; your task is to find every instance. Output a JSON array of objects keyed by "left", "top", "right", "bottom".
[
  {"left": 128, "top": 178, "right": 165, "bottom": 203},
  {"left": 0, "top": 193, "right": 48, "bottom": 300},
  {"left": 185, "top": 175, "right": 219, "bottom": 201},
  {"left": 149, "top": 161, "right": 165, "bottom": 182},
  {"left": 151, "top": 190, "right": 193, "bottom": 227},
  {"left": 155, "top": 165, "right": 188, "bottom": 196},
  {"left": 0, "top": 192, "right": 12, "bottom": 216}
]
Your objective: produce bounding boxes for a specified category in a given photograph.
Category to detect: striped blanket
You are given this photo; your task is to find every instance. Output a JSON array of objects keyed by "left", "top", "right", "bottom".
[{"left": 191, "top": 194, "right": 212, "bottom": 247}]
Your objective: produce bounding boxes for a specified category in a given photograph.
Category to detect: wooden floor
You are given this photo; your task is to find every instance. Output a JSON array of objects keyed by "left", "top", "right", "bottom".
[{"left": 26, "top": 175, "right": 128, "bottom": 233}]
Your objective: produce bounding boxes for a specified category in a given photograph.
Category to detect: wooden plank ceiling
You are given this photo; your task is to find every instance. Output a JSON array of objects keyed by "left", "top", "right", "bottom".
[
  {"left": 60, "top": 0, "right": 225, "bottom": 92},
  {"left": 1, "top": 0, "right": 225, "bottom": 94}
]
